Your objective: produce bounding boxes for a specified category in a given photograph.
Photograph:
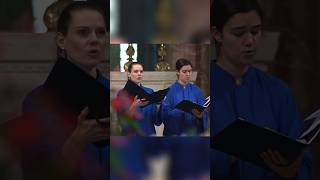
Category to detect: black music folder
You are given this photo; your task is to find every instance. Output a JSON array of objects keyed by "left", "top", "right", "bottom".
[
  {"left": 123, "top": 80, "right": 169, "bottom": 103},
  {"left": 44, "top": 58, "right": 109, "bottom": 119},
  {"left": 175, "top": 100, "right": 206, "bottom": 114},
  {"left": 211, "top": 114, "right": 320, "bottom": 170}
]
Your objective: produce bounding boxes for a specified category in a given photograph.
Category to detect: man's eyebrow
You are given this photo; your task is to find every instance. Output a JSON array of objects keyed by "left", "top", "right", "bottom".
[{"left": 231, "top": 24, "right": 261, "bottom": 31}]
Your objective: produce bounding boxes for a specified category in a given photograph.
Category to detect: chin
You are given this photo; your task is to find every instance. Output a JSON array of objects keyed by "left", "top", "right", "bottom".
[
  {"left": 87, "top": 59, "right": 102, "bottom": 66},
  {"left": 90, "top": 57, "right": 103, "bottom": 63},
  {"left": 241, "top": 57, "right": 255, "bottom": 66},
  {"left": 183, "top": 80, "right": 189, "bottom": 84}
]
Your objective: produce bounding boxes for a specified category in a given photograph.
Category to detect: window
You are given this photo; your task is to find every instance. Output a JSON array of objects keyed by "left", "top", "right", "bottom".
[
  {"left": 120, "top": 44, "right": 138, "bottom": 72},
  {"left": 110, "top": 0, "right": 118, "bottom": 36}
]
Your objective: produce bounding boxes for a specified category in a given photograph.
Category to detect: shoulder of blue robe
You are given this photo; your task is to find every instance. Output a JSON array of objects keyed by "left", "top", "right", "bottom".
[
  {"left": 249, "top": 66, "right": 292, "bottom": 95},
  {"left": 160, "top": 81, "right": 184, "bottom": 112},
  {"left": 249, "top": 67, "right": 303, "bottom": 138},
  {"left": 96, "top": 71, "right": 110, "bottom": 89},
  {"left": 187, "top": 83, "right": 206, "bottom": 100},
  {"left": 165, "top": 82, "right": 184, "bottom": 101},
  {"left": 141, "top": 85, "right": 154, "bottom": 94}
]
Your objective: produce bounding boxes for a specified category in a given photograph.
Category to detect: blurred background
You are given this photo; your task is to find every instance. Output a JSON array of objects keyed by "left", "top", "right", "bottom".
[
  {"left": 110, "top": 136, "right": 210, "bottom": 180},
  {"left": 110, "top": 0, "right": 210, "bottom": 43}
]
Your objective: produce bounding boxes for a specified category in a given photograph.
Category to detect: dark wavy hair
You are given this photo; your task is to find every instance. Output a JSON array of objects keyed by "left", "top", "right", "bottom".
[
  {"left": 57, "top": 1, "right": 106, "bottom": 35},
  {"left": 211, "top": 0, "right": 264, "bottom": 32},
  {"left": 128, "top": 62, "right": 143, "bottom": 72},
  {"left": 176, "top": 58, "right": 193, "bottom": 71}
]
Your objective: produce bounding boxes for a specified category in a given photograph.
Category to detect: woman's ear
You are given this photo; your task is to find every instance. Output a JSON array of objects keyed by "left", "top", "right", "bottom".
[
  {"left": 56, "top": 32, "right": 66, "bottom": 50},
  {"left": 212, "top": 26, "right": 222, "bottom": 43}
]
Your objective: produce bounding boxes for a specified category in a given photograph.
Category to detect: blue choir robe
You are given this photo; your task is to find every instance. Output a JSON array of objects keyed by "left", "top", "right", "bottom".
[
  {"left": 119, "top": 85, "right": 158, "bottom": 136},
  {"left": 211, "top": 61, "right": 313, "bottom": 180},
  {"left": 159, "top": 81, "right": 208, "bottom": 135},
  {"left": 136, "top": 86, "right": 158, "bottom": 135}
]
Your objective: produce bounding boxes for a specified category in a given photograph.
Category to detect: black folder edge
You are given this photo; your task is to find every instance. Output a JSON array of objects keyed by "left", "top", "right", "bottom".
[
  {"left": 123, "top": 80, "right": 147, "bottom": 99},
  {"left": 146, "top": 88, "right": 169, "bottom": 103},
  {"left": 123, "top": 80, "right": 169, "bottom": 103},
  {"left": 211, "top": 119, "right": 306, "bottom": 170},
  {"left": 175, "top": 100, "right": 206, "bottom": 114},
  {"left": 44, "top": 58, "right": 109, "bottom": 120}
]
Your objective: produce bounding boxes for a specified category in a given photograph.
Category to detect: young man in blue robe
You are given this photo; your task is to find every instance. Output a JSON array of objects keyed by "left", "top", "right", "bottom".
[
  {"left": 160, "top": 59, "right": 208, "bottom": 136},
  {"left": 210, "top": 0, "right": 312, "bottom": 179}
]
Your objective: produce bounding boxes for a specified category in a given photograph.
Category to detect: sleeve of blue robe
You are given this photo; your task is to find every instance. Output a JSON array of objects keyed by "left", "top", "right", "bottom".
[
  {"left": 194, "top": 87, "right": 209, "bottom": 132},
  {"left": 210, "top": 62, "right": 312, "bottom": 179},
  {"left": 271, "top": 82, "right": 313, "bottom": 180},
  {"left": 136, "top": 87, "right": 158, "bottom": 135}
]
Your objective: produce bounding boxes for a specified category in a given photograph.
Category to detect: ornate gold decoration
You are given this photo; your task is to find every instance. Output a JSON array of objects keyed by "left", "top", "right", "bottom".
[
  {"left": 155, "top": 44, "right": 171, "bottom": 71},
  {"left": 43, "top": 0, "right": 71, "bottom": 32},
  {"left": 124, "top": 44, "right": 135, "bottom": 72},
  {"left": 153, "top": 0, "right": 176, "bottom": 43}
]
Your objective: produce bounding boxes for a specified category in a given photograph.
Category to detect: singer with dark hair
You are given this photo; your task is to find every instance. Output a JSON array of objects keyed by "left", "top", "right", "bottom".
[
  {"left": 2, "top": 1, "right": 109, "bottom": 179},
  {"left": 211, "top": 0, "right": 312, "bottom": 179},
  {"left": 159, "top": 58, "right": 208, "bottom": 136}
]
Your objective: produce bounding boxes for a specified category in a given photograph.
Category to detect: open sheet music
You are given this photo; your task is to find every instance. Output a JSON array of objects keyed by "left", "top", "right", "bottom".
[
  {"left": 175, "top": 96, "right": 210, "bottom": 114},
  {"left": 298, "top": 108, "right": 320, "bottom": 144},
  {"left": 212, "top": 107, "right": 320, "bottom": 170}
]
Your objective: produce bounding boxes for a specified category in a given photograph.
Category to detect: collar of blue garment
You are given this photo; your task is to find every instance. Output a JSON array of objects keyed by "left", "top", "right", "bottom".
[
  {"left": 95, "top": 69, "right": 102, "bottom": 80},
  {"left": 175, "top": 81, "right": 191, "bottom": 88},
  {"left": 213, "top": 61, "right": 253, "bottom": 86}
]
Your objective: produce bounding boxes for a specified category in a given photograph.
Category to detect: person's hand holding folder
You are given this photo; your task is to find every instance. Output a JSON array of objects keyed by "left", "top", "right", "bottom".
[
  {"left": 62, "top": 107, "right": 108, "bottom": 165},
  {"left": 129, "top": 96, "right": 150, "bottom": 113},
  {"left": 191, "top": 108, "right": 204, "bottom": 119},
  {"left": 133, "top": 96, "right": 150, "bottom": 107},
  {"left": 261, "top": 149, "right": 304, "bottom": 179},
  {"left": 124, "top": 80, "right": 168, "bottom": 104}
]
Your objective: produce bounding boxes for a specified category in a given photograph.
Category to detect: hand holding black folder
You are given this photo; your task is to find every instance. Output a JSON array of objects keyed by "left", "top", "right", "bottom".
[
  {"left": 44, "top": 58, "right": 109, "bottom": 120},
  {"left": 175, "top": 100, "right": 206, "bottom": 114},
  {"left": 43, "top": 58, "right": 109, "bottom": 147},
  {"left": 211, "top": 118, "right": 320, "bottom": 170},
  {"left": 123, "top": 80, "right": 169, "bottom": 103}
]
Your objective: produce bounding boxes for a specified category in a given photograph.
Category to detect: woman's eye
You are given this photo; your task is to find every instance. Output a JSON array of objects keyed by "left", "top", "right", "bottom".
[
  {"left": 233, "top": 31, "right": 245, "bottom": 37},
  {"left": 77, "top": 29, "right": 89, "bottom": 37},
  {"left": 96, "top": 29, "right": 106, "bottom": 37},
  {"left": 251, "top": 30, "right": 260, "bottom": 35}
]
